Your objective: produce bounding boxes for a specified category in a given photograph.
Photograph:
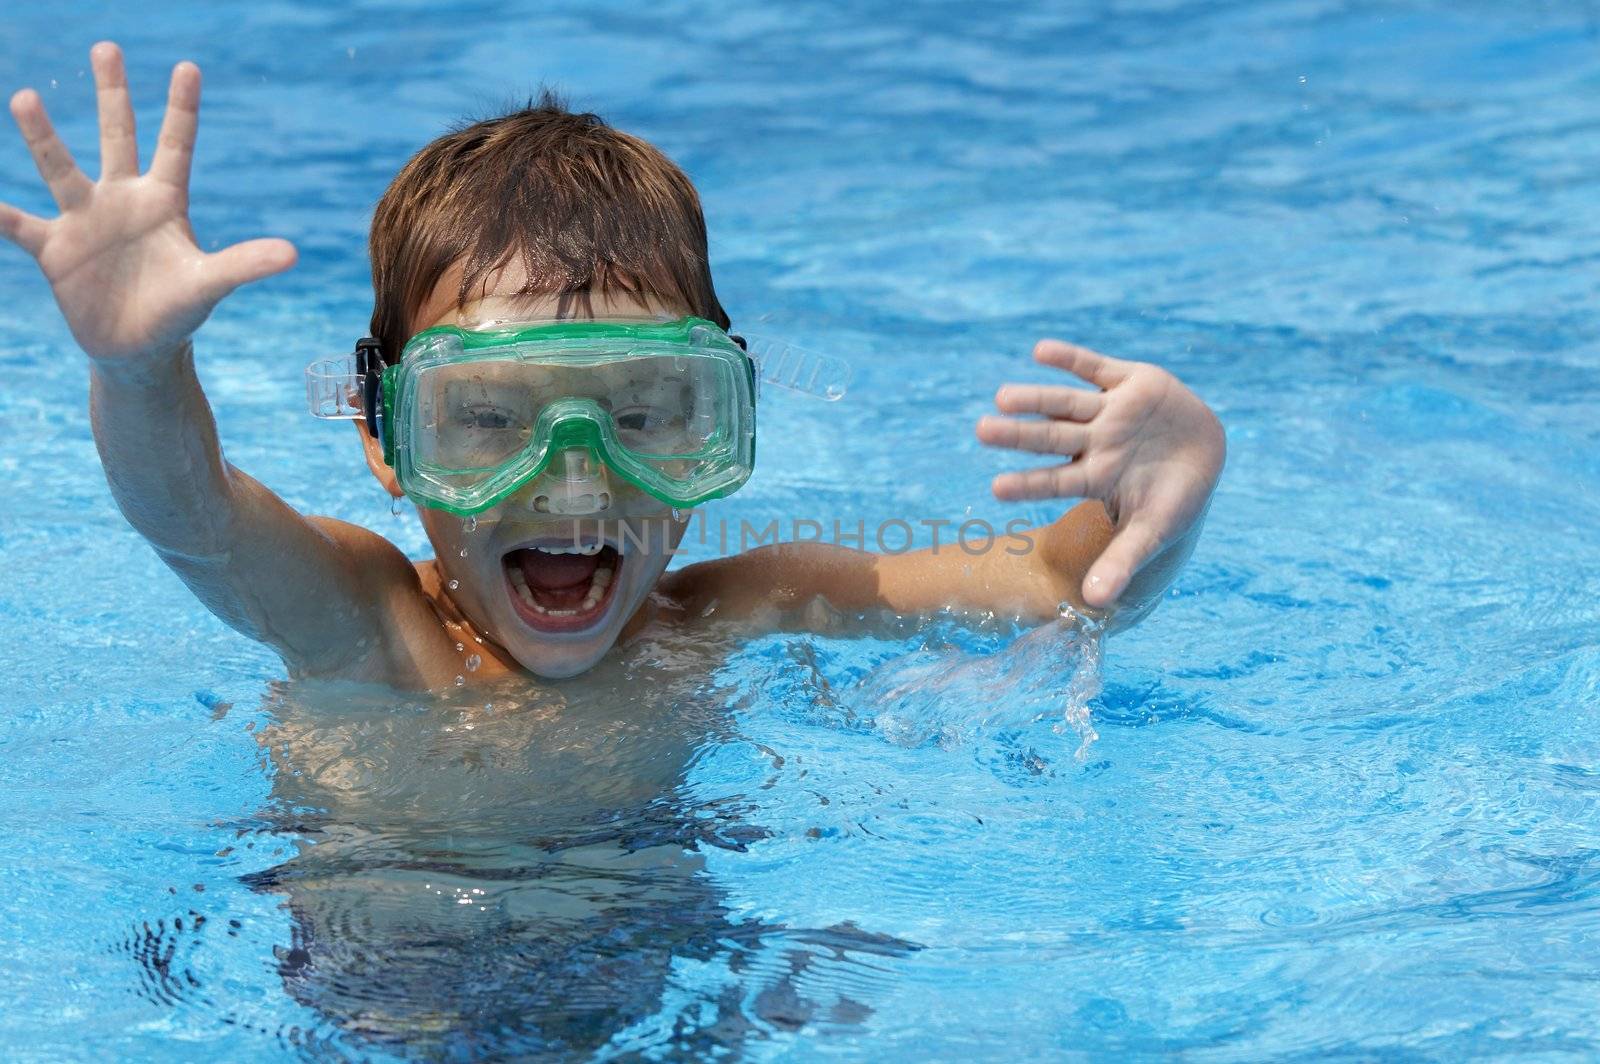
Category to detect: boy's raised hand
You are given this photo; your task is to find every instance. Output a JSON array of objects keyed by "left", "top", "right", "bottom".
[
  {"left": 0, "top": 42, "right": 295, "bottom": 363},
  {"left": 977, "top": 340, "right": 1225, "bottom": 609}
]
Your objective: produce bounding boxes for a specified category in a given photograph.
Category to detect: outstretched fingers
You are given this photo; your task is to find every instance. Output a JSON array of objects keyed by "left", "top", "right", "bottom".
[
  {"left": 992, "top": 460, "right": 1093, "bottom": 502},
  {"left": 977, "top": 415, "right": 1088, "bottom": 457},
  {"left": 0, "top": 201, "right": 48, "bottom": 256},
  {"left": 201, "top": 237, "right": 297, "bottom": 300},
  {"left": 91, "top": 42, "right": 138, "bottom": 179},
  {"left": 8, "top": 89, "right": 92, "bottom": 211},
  {"left": 1034, "top": 339, "right": 1134, "bottom": 390},
  {"left": 150, "top": 60, "right": 200, "bottom": 189},
  {"left": 994, "top": 382, "right": 1103, "bottom": 421},
  {"left": 1083, "top": 516, "right": 1166, "bottom": 607}
]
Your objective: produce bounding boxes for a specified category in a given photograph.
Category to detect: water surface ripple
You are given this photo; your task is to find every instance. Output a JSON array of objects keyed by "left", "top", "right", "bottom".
[{"left": 2, "top": 0, "right": 1599, "bottom": 1059}]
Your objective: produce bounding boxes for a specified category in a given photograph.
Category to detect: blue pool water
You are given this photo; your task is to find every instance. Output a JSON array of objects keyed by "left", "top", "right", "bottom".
[{"left": 3, "top": 1, "right": 1600, "bottom": 1058}]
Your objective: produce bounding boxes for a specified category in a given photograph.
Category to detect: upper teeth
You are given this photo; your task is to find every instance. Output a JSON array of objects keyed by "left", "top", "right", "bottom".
[{"left": 532, "top": 543, "right": 605, "bottom": 556}]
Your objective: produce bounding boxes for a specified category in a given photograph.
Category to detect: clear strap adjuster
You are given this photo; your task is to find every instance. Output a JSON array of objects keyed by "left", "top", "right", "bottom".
[
  {"left": 305, "top": 354, "right": 364, "bottom": 419},
  {"left": 742, "top": 334, "right": 851, "bottom": 401}
]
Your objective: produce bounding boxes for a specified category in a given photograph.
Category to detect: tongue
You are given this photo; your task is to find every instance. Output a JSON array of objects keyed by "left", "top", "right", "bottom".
[{"left": 516, "top": 549, "right": 600, "bottom": 591}]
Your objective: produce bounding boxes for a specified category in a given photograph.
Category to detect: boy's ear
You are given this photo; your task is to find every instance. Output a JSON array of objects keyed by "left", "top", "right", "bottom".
[{"left": 356, "top": 420, "right": 404, "bottom": 498}]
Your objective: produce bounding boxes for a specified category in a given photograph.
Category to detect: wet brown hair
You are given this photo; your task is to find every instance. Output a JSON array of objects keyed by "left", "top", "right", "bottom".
[{"left": 368, "top": 91, "right": 729, "bottom": 363}]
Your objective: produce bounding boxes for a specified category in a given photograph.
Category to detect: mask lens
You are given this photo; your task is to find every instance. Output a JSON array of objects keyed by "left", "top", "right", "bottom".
[
  {"left": 415, "top": 362, "right": 543, "bottom": 472},
  {"left": 602, "top": 353, "right": 730, "bottom": 458}
]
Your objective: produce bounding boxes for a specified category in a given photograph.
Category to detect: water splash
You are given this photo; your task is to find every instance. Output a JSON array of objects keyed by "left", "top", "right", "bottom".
[{"left": 855, "top": 609, "right": 1104, "bottom": 756}]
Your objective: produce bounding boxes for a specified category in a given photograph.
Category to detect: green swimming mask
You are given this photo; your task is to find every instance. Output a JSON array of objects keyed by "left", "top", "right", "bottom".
[{"left": 306, "top": 317, "right": 846, "bottom": 516}]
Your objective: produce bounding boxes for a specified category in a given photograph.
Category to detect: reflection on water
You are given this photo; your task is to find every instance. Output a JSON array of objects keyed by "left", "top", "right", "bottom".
[{"left": 218, "top": 624, "right": 918, "bottom": 1058}]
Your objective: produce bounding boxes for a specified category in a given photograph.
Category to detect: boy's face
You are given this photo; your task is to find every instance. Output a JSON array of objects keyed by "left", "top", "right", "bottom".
[{"left": 375, "top": 266, "right": 692, "bottom": 679}]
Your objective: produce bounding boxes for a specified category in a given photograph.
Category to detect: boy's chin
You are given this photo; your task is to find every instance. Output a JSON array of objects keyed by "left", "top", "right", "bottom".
[
  {"left": 510, "top": 644, "right": 613, "bottom": 679},
  {"left": 490, "top": 608, "right": 623, "bottom": 678}
]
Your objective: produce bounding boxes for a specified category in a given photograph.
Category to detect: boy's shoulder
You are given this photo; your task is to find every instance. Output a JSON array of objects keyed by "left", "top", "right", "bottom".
[
  {"left": 651, "top": 544, "right": 853, "bottom": 630},
  {"left": 300, "top": 517, "right": 484, "bottom": 685}
]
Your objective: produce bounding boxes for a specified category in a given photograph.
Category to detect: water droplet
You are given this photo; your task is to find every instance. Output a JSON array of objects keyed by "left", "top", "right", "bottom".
[
  {"left": 474, "top": 636, "right": 483, "bottom": 644},
  {"left": 459, "top": 547, "right": 468, "bottom": 557},
  {"left": 390, "top": 495, "right": 404, "bottom": 516},
  {"left": 455, "top": 642, "right": 465, "bottom": 652},
  {"left": 465, "top": 654, "right": 481, "bottom": 672},
  {"left": 671, "top": 508, "right": 683, "bottom": 522},
  {"left": 454, "top": 675, "right": 465, "bottom": 686},
  {"left": 465, "top": 516, "right": 478, "bottom": 533},
  {"left": 447, "top": 579, "right": 459, "bottom": 590}
]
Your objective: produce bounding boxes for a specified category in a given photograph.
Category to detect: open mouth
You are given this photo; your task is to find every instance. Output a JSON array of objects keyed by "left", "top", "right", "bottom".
[{"left": 503, "top": 541, "right": 622, "bottom": 633}]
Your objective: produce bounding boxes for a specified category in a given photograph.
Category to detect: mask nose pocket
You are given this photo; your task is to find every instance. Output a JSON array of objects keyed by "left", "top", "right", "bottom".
[{"left": 529, "top": 448, "right": 612, "bottom": 515}]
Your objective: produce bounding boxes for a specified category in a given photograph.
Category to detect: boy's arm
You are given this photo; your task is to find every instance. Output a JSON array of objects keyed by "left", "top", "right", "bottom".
[
  {"left": 91, "top": 345, "right": 427, "bottom": 677},
  {"left": 663, "top": 341, "right": 1221, "bottom": 632},
  {"left": 871, "top": 498, "right": 1205, "bottom": 630},
  {"left": 663, "top": 501, "right": 1199, "bottom": 634},
  {"left": 3, "top": 44, "right": 414, "bottom": 678}
]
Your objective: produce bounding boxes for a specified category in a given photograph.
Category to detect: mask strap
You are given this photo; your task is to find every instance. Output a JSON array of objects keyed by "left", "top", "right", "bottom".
[{"left": 355, "top": 338, "right": 385, "bottom": 441}]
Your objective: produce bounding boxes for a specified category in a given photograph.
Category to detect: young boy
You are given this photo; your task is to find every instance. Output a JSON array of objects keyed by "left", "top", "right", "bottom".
[{"left": 0, "top": 43, "right": 1225, "bottom": 690}]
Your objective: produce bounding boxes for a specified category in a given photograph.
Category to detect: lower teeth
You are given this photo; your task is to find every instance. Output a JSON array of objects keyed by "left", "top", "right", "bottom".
[{"left": 509, "top": 562, "right": 614, "bottom": 617}]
